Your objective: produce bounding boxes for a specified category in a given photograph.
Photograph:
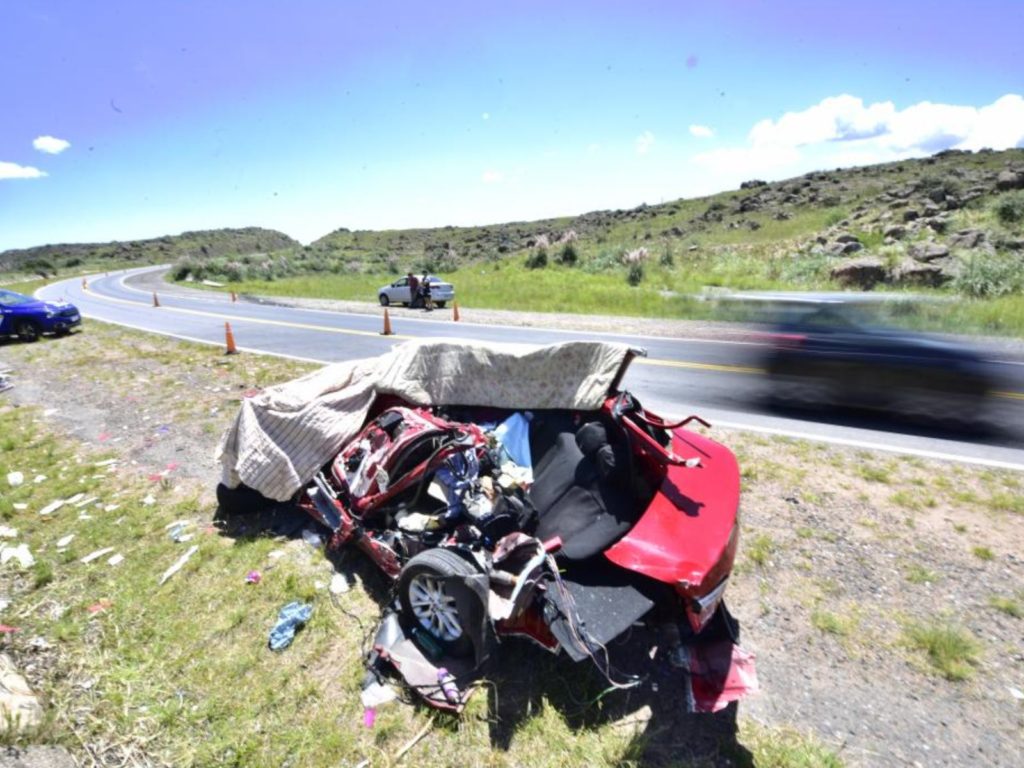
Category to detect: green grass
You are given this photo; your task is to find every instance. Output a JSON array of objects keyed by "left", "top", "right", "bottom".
[
  {"left": 988, "top": 593, "right": 1023, "bottom": 618},
  {"left": 902, "top": 619, "right": 981, "bottom": 681},
  {"left": 745, "top": 533, "right": 777, "bottom": 568},
  {"left": 738, "top": 721, "right": 844, "bottom": 767},
  {"left": 971, "top": 546, "right": 995, "bottom": 561},
  {"left": 810, "top": 608, "right": 860, "bottom": 637},
  {"left": 904, "top": 564, "right": 938, "bottom": 584}
]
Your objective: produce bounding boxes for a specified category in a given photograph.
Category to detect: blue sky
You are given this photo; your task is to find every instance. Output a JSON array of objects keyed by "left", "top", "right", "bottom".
[{"left": 2, "top": 1, "right": 1022, "bottom": 250}]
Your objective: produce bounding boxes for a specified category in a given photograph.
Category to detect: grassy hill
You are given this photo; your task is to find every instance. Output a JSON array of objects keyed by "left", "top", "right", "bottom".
[{"left": 0, "top": 227, "right": 299, "bottom": 279}]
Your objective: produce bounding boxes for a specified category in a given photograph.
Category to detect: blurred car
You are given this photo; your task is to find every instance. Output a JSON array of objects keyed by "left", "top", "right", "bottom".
[
  {"left": 377, "top": 275, "right": 455, "bottom": 308},
  {"left": 0, "top": 288, "right": 81, "bottom": 342},
  {"left": 759, "top": 298, "right": 994, "bottom": 421}
]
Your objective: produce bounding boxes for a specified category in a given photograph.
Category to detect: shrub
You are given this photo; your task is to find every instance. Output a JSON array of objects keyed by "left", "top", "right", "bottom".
[
  {"left": 525, "top": 248, "right": 548, "bottom": 269},
  {"left": 995, "top": 191, "right": 1024, "bottom": 225},
  {"left": 170, "top": 261, "right": 193, "bottom": 281},
  {"left": 627, "top": 263, "right": 644, "bottom": 286},
  {"left": 556, "top": 243, "right": 578, "bottom": 266},
  {"left": 659, "top": 244, "right": 674, "bottom": 267},
  {"left": 953, "top": 254, "right": 1024, "bottom": 298}
]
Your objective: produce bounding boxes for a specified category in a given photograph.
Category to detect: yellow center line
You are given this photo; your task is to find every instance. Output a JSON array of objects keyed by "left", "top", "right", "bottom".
[
  {"left": 634, "top": 357, "right": 764, "bottom": 375},
  {"left": 996, "top": 390, "right": 1024, "bottom": 401}
]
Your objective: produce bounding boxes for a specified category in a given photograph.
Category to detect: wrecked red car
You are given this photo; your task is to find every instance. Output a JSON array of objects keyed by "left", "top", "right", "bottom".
[{"left": 218, "top": 340, "right": 757, "bottom": 713}]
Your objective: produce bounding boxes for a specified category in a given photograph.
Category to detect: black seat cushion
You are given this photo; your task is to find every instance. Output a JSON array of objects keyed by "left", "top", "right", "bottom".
[{"left": 529, "top": 425, "right": 637, "bottom": 561}]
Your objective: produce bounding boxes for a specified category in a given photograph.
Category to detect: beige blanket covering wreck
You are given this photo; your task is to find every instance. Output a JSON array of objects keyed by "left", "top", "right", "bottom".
[{"left": 218, "top": 339, "right": 633, "bottom": 501}]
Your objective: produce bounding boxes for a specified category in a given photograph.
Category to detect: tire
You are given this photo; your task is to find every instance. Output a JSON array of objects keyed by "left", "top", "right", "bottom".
[
  {"left": 378, "top": 294, "right": 390, "bottom": 307},
  {"left": 434, "top": 301, "right": 446, "bottom": 309},
  {"left": 398, "top": 548, "right": 479, "bottom": 657},
  {"left": 14, "top": 321, "right": 40, "bottom": 343}
]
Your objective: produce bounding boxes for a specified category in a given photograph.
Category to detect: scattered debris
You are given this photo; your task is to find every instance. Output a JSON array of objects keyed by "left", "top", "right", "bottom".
[
  {"left": 159, "top": 545, "right": 199, "bottom": 585},
  {"left": 6, "top": 471, "right": 23, "bottom": 487},
  {"left": 39, "top": 499, "right": 65, "bottom": 516},
  {"left": 108, "top": 553, "right": 124, "bottom": 566},
  {"left": 80, "top": 547, "right": 115, "bottom": 564},
  {"left": 0, "top": 653, "right": 43, "bottom": 732},
  {"left": 87, "top": 600, "right": 112, "bottom": 614},
  {"left": 245, "top": 570, "right": 262, "bottom": 584},
  {"left": 57, "top": 534, "right": 75, "bottom": 548},
  {"left": 301, "top": 528, "right": 323, "bottom": 549},
  {"left": 0, "top": 526, "right": 17, "bottom": 539},
  {"left": 268, "top": 601, "right": 313, "bottom": 651},
  {"left": 0, "top": 544, "right": 35, "bottom": 569},
  {"left": 11, "top": 504, "right": 26, "bottom": 511},
  {"left": 329, "top": 573, "right": 350, "bottom": 594},
  {"left": 32, "top": 474, "right": 46, "bottom": 483},
  {"left": 0, "top": 626, "right": 18, "bottom": 634}
]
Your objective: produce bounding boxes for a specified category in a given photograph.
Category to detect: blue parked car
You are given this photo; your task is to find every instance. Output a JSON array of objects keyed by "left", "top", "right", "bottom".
[{"left": 0, "top": 288, "right": 81, "bottom": 342}]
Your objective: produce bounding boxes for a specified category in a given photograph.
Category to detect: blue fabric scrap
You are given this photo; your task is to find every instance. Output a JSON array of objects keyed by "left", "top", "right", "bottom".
[
  {"left": 493, "top": 412, "right": 533, "bottom": 469},
  {"left": 268, "top": 601, "right": 314, "bottom": 651}
]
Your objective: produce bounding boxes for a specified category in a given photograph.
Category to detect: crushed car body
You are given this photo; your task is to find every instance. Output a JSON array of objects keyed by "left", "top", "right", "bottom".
[{"left": 218, "top": 339, "right": 757, "bottom": 714}]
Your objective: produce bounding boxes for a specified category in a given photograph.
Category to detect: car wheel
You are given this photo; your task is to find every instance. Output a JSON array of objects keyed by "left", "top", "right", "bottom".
[
  {"left": 399, "top": 548, "right": 478, "bottom": 657},
  {"left": 378, "top": 294, "right": 390, "bottom": 307},
  {"left": 435, "top": 301, "right": 446, "bottom": 309},
  {"left": 14, "top": 321, "right": 40, "bottom": 343}
]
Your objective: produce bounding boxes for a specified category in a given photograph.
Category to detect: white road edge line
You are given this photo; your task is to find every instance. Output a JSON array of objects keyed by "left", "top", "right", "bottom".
[{"left": 711, "top": 417, "right": 1024, "bottom": 472}]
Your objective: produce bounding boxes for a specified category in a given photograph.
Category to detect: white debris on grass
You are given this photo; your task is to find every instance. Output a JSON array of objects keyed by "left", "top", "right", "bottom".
[
  {"left": 56, "top": 534, "right": 74, "bottom": 548},
  {"left": 267, "top": 550, "right": 286, "bottom": 561},
  {"left": 64, "top": 493, "right": 85, "bottom": 506},
  {"left": 0, "top": 527, "right": 17, "bottom": 539},
  {"left": 38, "top": 499, "right": 64, "bottom": 516},
  {"left": 94, "top": 459, "right": 118, "bottom": 467},
  {"left": 6, "top": 472, "right": 23, "bottom": 488},
  {"left": 80, "top": 547, "right": 115, "bottom": 564},
  {"left": 11, "top": 504, "right": 26, "bottom": 511},
  {"left": 104, "top": 504, "right": 120, "bottom": 512},
  {"left": 73, "top": 496, "right": 98, "bottom": 508},
  {"left": 0, "top": 544, "right": 35, "bottom": 569},
  {"left": 329, "top": 573, "right": 351, "bottom": 594},
  {"left": 159, "top": 545, "right": 199, "bottom": 586},
  {"left": 32, "top": 475, "right": 46, "bottom": 484},
  {"left": 141, "top": 495, "right": 156, "bottom": 506},
  {"left": 107, "top": 553, "right": 124, "bottom": 567}
]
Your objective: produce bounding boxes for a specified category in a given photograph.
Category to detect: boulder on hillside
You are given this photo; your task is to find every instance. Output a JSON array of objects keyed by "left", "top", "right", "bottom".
[
  {"left": 903, "top": 209, "right": 920, "bottom": 222},
  {"left": 909, "top": 243, "right": 950, "bottom": 262},
  {"left": 996, "top": 170, "right": 1024, "bottom": 191},
  {"left": 740, "top": 179, "right": 767, "bottom": 189},
  {"left": 949, "top": 229, "right": 986, "bottom": 249},
  {"left": 884, "top": 225, "right": 907, "bottom": 240},
  {"left": 834, "top": 233, "right": 861, "bottom": 244},
  {"left": 927, "top": 218, "right": 949, "bottom": 234},
  {"left": 830, "top": 241, "right": 863, "bottom": 255},
  {"left": 830, "top": 257, "right": 886, "bottom": 288},
  {"left": 891, "top": 259, "right": 951, "bottom": 288}
]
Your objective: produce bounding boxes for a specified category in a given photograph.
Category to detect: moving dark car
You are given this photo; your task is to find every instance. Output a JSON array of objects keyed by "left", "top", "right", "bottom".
[
  {"left": 760, "top": 299, "right": 994, "bottom": 421},
  {"left": 0, "top": 288, "right": 81, "bottom": 342}
]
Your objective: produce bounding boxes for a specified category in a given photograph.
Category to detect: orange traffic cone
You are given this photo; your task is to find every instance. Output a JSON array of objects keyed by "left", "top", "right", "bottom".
[
  {"left": 230, "top": 290, "right": 237, "bottom": 302},
  {"left": 452, "top": 301, "right": 460, "bottom": 322},
  {"left": 152, "top": 292, "right": 160, "bottom": 307},
  {"left": 224, "top": 322, "right": 238, "bottom": 355},
  {"left": 381, "top": 308, "right": 394, "bottom": 336},
  {"left": 82, "top": 277, "right": 88, "bottom": 290}
]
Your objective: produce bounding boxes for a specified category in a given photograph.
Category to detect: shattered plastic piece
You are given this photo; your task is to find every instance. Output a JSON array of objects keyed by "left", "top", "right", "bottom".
[
  {"left": 107, "top": 554, "right": 124, "bottom": 566},
  {"left": 73, "top": 496, "right": 98, "bottom": 508},
  {"left": 363, "top": 707, "right": 376, "bottom": 728},
  {"left": 94, "top": 459, "right": 118, "bottom": 467},
  {"left": 57, "top": 534, "right": 75, "bottom": 548},
  {"left": 301, "top": 529, "right": 323, "bottom": 548},
  {"left": 360, "top": 681, "right": 398, "bottom": 708},
  {"left": 6, "top": 472, "right": 23, "bottom": 488},
  {"left": 80, "top": 547, "right": 115, "bottom": 564},
  {"left": 11, "top": 504, "right": 26, "bottom": 512},
  {"left": 245, "top": 570, "right": 261, "bottom": 584},
  {"left": 32, "top": 475, "right": 46, "bottom": 484},
  {"left": 267, "top": 550, "right": 285, "bottom": 561},
  {"left": 0, "top": 544, "right": 35, "bottom": 569},
  {"left": 159, "top": 545, "right": 199, "bottom": 585},
  {"left": 141, "top": 495, "right": 156, "bottom": 506},
  {"left": 38, "top": 499, "right": 64, "bottom": 516},
  {"left": 87, "top": 600, "right": 112, "bottom": 614},
  {"left": 65, "top": 493, "right": 85, "bottom": 506},
  {"left": 0, "top": 527, "right": 17, "bottom": 539},
  {"left": 267, "top": 601, "right": 313, "bottom": 651},
  {"left": 329, "top": 573, "right": 350, "bottom": 594},
  {"left": 0, "top": 626, "right": 18, "bottom": 633}
]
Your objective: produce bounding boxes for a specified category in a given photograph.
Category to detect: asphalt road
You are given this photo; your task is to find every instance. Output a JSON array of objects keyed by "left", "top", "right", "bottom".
[{"left": 37, "top": 266, "right": 1024, "bottom": 471}]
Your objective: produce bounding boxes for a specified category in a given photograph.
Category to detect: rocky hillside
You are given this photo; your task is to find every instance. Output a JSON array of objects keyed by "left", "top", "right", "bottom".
[
  {"left": 0, "top": 227, "right": 299, "bottom": 277},
  {"left": 186, "top": 147, "right": 1020, "bottom": 297}
]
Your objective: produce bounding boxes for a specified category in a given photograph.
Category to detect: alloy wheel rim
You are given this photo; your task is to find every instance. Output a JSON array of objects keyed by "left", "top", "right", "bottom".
[{"left": 408, "top": 574, "right": 462, "bottom": 641}]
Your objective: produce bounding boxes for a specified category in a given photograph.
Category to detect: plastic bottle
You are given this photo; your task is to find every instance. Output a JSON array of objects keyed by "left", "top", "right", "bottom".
[{"left": 437, "top": 667, "right": 461, "bottom": 705}]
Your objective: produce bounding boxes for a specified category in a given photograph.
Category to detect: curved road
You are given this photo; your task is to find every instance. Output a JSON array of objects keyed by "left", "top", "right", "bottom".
[{"left": 37, "top": 266, "right": 1024, "bottom": 471}]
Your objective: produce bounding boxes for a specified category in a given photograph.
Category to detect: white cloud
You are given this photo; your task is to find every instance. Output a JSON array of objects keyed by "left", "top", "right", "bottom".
[
  {"left": 481, "top": 112, "right": 490, "bottom": 121},
  {"left": 689, "top": 124, "right": 714, "bottom": 139},
  {"left": 692, "top": 93, "right": 1024, "bottom": 187},
  {"left": 0, "top": 161, "right": 47, "bottom": 180},
  {"left": 32, "top": 135, "right": 71, "bottom": 154},
  {"left": 481, "top": 169, "right": 503, "bottom": 184},
  {"left": 635, "top": 130, "right": 655, "bottom": 155}
]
